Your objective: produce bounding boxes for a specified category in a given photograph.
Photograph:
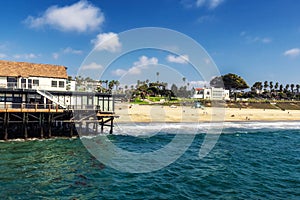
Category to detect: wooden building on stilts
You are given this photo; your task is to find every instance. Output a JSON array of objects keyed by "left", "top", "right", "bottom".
[{"left": 0, "top": 60, "right": 116, "bottom": 140}]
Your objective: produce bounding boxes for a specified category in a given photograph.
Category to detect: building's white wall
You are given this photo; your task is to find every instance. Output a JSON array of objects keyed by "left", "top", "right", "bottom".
[
  {"left": 204, "top": 89, "right": 211, "bottom": 99},
  {"left": 223, "top": 90, "right": 230, "bottom": 100},
  {"left": 0, "top": 77, "right": 7, "bottom": 88},
  {"left": 192, "top": 88, "right": 230, "bottom": 100},
  {"left": 16, "top": 76, "right": 67, "bottom": 91},
  {"left": 69, "top": 80, "right": 76, "bottom": 91}
]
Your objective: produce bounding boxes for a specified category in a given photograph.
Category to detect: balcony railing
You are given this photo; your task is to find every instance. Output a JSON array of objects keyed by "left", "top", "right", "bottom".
[{"left": 0, "top": 103, "right": 113, "bottom": 112}]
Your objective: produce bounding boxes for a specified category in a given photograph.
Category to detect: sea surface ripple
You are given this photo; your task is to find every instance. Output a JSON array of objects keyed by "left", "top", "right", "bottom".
[{"left": 0, "top": 122, "right": 299, "bottom": 199}]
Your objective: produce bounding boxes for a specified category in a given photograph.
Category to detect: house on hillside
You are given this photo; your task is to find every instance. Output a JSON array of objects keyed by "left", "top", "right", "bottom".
[
  {"left": 0, "top": 60, "right": 68, "bottom": 91},
  {"left": 192, "top": 87, "right": 230, "bottom": 100}
]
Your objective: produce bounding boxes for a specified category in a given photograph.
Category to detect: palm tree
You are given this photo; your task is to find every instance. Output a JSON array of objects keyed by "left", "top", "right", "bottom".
[
  {"left": 285, "top": 84, "right": 290, "bottom": 92},
  {"left": 182, "top": 77, "right": 186, "bottom": 86},
  {"left": 108, "top": 80, "right": 115, "bottom": 91},
  {"left": 279, "top": 84, "right": 283, "bottom": 92},
  {"left": 291, "top": 84, "right": 295, "bottom": 93},
  {"left": 156, "top": 72, "right": 159, "bottom": 83},
  {"left": 252, "top": 82, "right": 263, "bottom": 92},
  {"left": 105, "top": 80, "right": 108, "bottom": 89},
  {"left": 137, "top": 80, "right": 141, "bottom": 87},
  {"left": 269, "top": 81, "right": 273, "bottom": 92},
  {"left": 264, "top": 81, "right": 269, "bottom": 91},
  {"left": 275, "top": 82, "right": 279, "bottom": 91},
  {"left": 296, "top": 84, "right": 300, "bottom": 94}
]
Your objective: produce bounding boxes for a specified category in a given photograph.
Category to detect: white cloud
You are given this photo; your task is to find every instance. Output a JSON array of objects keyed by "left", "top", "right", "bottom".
[
  {"left": 196, "top": 0, "right": 206, "bottom": 7},
  {"left": 251, "top": 37, "right": 272, "bottom": 44},
  {"left": 52, "top": 47, "right": 83, "bottom": 60},
  {"left": 284, "top": 48, "right": 300, "bottom": 57},
  {"left": 52, "top": 53, "right": 59, "bottom": 60},
  {"left": 91, "top": 32, "right": 122, "bottom": 52},
  {"left": 63, "top": 47, "right": 83, "bottom": 54},
  {"left": 197, "top": 15, "right": 214, "bottom": 23},
  {"left": 25, "top": 0, "right": 104, "bottom": 32},
  {"left": 112, "top": 56, "right": 158, "bottom": 76},
  {"left": 261, "top": 37, "right": 272, "bottom": 44},
  {"left": 0, "top": 53, "right": 7, "bottom": 59},
  {"left": 196, "top": 0, "right": 224, "bottom": 9},
  {"left": 208, "top": 0, "right": 224, "bottom": 9},
  {"left": 241, "top": 32, "right": 272, "bottom": 44},
  {"left": 166, "top": 54, "right": 189, "bottom": 64},
  {"left": 13, "top": 53, "right": 38, "bottom": 59},
  {"left": 81, "top": 62, "right": 103, "bottom": 70},
  {"left": 111, "top": 69, "right": 127, "bottom": 76}
]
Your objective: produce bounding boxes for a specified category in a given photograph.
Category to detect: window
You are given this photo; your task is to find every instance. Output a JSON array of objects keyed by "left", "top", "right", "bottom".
[
  {"left": 7, "top": 77, "right": 17, "bottom": 82},
  {"left": 51, "top": 81, "right": 57, "bottom": 87},
  {"left": 28, "top": 79, "right": 32, "bottom": 89},
  {"left": 59, "top": 81, "right": 65, "bottom": 88},
  {"left": 33, "top": 79, "right": 39, "bottom": 86},
  {"left": 21, "top": 78, "right": 26, "bottom": 88},
  {"left": 7, "top": 77, "right": 17, "bottom": 88}
]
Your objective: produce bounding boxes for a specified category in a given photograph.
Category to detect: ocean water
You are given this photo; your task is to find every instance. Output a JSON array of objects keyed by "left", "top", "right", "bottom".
[{"left": 0, "top": 122, "right": 299, "bottom": 199}]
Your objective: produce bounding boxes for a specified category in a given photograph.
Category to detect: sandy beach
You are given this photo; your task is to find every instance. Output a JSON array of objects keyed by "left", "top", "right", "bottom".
[{"left": 114, "top": 103, "right": 300, "bottom": 123}]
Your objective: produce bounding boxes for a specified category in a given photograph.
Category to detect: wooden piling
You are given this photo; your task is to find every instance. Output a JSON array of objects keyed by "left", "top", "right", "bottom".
[
  {"left": 48, "top": 114, "right": 52, "bottom": 138},
  {"left": 4, "top": 112, "right": 8, "bottom": 140},
  {"left": 110, "top": 117, "right": 113, "bottom": 134}
]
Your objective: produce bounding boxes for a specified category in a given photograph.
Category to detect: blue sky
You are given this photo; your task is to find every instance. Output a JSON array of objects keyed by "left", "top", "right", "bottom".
[{"left": 0, "top": 0, "right": 300, "bottom": 87}]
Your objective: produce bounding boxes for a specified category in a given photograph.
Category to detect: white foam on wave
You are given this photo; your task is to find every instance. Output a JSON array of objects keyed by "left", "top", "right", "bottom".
[
  {"left": 223, "top": 121, "right": 300, "bottom": 130},
  {"left": 112, "top": 121, "right": 300, "bottom": 136}
]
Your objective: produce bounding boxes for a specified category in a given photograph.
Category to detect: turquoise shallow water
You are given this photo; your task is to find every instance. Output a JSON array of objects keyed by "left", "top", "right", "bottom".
[{"left": 0, "top": 122, "right": 299, "bottom": 199}]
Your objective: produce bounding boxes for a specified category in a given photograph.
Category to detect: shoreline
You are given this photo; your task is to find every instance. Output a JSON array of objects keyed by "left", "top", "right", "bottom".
[{"left": 114, "top": 103, "right": 300, "bottom": 123}]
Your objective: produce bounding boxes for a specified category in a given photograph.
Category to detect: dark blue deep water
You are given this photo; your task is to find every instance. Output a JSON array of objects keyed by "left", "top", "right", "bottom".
[{"left": 0, "top": 122, "right": 299, "bottom": 199}]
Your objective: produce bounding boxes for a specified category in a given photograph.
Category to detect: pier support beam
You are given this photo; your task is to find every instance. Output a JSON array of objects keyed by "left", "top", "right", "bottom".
[
  {"left": 40, "top": 113, "right": 44, "bottom": 139},
  {"left": 70, "top": 123, "right": 74, "bottom": 138},
  {"left": 110, "top": 117, "right": 113, "bottom": 134},
  {"left": 4, "top": 112, "right": 8, "bottom": 140},
  {"left": 101, "top": 118, "right": 104, "bottom": 133},
  {"left": 23, "top": 113, "right": 28, "bottom": 140},
  {"left": 48, "top": 114, "right": 52, "bottom": 138}
]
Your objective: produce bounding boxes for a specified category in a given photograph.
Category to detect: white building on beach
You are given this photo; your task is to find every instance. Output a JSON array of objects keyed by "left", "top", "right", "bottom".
[{"left": 192, "top": 87, "right": 230, "bottom": 100}]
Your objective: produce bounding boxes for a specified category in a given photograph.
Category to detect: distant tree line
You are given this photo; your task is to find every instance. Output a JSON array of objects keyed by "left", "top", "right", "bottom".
[
  {"left": 210, "top": 73, "right": 300, "bottom": 100},
  {"left": 250, "top": 81, "right": 300, "bottom": 100}
]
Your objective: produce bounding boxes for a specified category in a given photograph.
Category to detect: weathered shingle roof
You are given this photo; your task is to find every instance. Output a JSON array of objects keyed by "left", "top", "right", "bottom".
[{"left": 0, "top": 60, "right": 68, "bottom": 79}]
